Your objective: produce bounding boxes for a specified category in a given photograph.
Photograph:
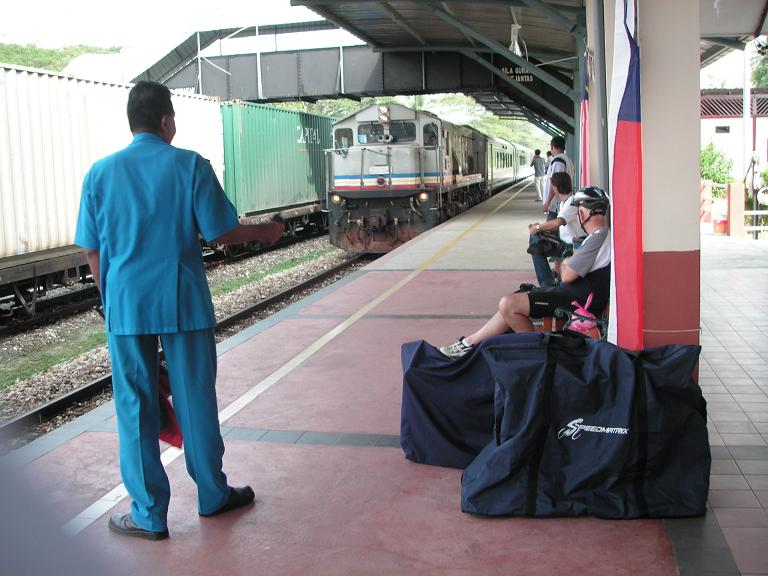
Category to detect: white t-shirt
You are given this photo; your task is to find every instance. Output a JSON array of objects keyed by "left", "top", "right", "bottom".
[
  {"left": 556, "top": 195, "right": 585, "bottom": 245},
  {"left": 546, "top": 153, "right": 574, "bottom": 213}
]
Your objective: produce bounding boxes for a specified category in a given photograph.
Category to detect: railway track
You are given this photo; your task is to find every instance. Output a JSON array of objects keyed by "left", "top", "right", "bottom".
[
  {"left": 0, "top": 230, "right": 327, "bottom": 337},
  {"left": 0, "top": 254, "right": 367, "bottom": 440}
]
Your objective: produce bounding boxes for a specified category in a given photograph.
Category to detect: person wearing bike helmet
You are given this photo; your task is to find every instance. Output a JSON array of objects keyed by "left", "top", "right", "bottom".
[{"left": 439, "top": 187, "right": 611, "bottom": 359}]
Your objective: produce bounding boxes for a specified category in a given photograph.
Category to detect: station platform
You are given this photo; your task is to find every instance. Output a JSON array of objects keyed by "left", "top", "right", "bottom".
[{"left": 3, "top": 179, "right": 768, "bottom": 575}]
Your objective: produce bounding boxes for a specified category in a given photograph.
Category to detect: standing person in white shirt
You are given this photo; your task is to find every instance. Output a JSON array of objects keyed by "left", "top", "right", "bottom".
[
  {"left": 530, "top": 149, "right": 547, "bottom": 202},
  {"left": 542, "top": 136, "right": 574, "bottom": 222}
]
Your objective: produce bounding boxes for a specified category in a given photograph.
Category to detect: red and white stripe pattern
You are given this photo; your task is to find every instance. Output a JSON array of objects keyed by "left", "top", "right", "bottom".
[{"left": 607, "top": 0, "right": 644, "bottom": 349}]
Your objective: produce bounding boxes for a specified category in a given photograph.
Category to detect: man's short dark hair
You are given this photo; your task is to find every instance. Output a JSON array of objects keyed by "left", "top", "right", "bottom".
[
  {"left": 127, "top": 81, "right": 173, "bottom": 132},
  {"left": 551, "top": 135, "right": 566, "bottom": 152},
  {"left": 550, "top": 171, "right": 572, "bottom": 196},
  {"left": 534, "top": 149, "right": 541, "bottom": 155}
]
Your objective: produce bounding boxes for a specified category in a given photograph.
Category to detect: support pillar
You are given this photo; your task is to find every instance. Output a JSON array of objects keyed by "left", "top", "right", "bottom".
[{"left": 638, "top": 0, "right": 701, "bottom": 347}]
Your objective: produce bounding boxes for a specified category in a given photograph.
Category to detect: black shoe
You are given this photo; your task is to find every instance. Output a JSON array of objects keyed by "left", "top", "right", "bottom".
[
  {"left": 200, "top": 486, "right": 255, "bottom": 517},
  {"left": 108, "top": 513, "right": 169, "bottom": 541}
]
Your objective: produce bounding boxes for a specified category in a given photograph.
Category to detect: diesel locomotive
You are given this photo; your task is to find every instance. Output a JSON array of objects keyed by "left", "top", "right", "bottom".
[{"left": 326, "top": 103, "right": 534, "bottom": 252}]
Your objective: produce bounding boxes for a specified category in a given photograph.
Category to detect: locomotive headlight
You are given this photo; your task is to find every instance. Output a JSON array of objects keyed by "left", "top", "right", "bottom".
[
  {"left": 331, "top": 194, "right": 342, "bottom": 204},
  {"left": 376, "top": 177, "right": 386, "bottom": 186},
  {"left": 418, "top": 192, "right": 429, "bottom": 202}
]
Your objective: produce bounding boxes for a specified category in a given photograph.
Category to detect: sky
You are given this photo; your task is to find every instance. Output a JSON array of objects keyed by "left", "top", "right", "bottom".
[
  {"left": 1, "top": 0, "right": 324, "bottom": 49},
  {"left": 701, "top": 48, "right": 749, "bottom": 89},
  {"left": 1, "top": 0, "right": 362, "bottom": 82},
  {"left": 1, "top": 0, "right": 753, "bottom": 89}
]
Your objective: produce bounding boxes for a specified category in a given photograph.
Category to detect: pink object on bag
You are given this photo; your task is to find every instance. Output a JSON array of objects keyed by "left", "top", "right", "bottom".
[{"left": 569, "top": 293, "right": 597, "bottom": 334}]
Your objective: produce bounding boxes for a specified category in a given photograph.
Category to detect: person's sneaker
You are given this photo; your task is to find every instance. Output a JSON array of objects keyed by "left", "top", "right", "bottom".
[{"left": 439, "top": 337, "right": 473, "bottom": 359}]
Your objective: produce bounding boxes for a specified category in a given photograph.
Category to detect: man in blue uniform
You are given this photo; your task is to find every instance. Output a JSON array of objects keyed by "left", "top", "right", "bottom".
[{"left": 75, "top": 81, "right": 284, "bottom": 540}]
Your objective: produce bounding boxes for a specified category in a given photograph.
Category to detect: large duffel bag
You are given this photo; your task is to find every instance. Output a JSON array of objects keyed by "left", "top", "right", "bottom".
[
  {"left": 400, "top": 333, "right": 544, "bottom": 469},
  {"left": 460, "top": 334, "right": 710, "bottom": 518}
]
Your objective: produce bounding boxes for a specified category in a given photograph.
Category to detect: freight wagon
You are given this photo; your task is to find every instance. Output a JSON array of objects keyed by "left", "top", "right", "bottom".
[
  {"left": 0, "top": 65, "right": 330, "bottom": 318},
  {"left": 219, "top": 101, "right": 332, "bottom": 251}
]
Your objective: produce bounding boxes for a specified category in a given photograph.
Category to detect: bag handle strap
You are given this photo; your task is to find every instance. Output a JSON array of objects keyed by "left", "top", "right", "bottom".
[{"left": 525, "top": 340, "right": 557, "bottom": 516}]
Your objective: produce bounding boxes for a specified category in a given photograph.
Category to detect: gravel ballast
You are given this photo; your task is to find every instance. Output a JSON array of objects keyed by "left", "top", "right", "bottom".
[{"left": 0, "top": 237, "right": 364, "bottom": 446}]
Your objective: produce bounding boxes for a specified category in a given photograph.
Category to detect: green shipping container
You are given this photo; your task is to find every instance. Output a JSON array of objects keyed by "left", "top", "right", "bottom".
[{"left": 221, "top": 101, "right": 333, "bottom": 216}]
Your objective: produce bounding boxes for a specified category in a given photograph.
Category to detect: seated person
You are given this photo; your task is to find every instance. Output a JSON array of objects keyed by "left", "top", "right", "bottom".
[
  {"left": 440, "top": 187, "right": 611, "bottom": 359},
  {"left": 527, "top": 172, "right": 585, "bottom": 287}
]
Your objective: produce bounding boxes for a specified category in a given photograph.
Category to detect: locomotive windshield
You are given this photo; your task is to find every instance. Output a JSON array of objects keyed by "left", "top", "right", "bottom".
[
  {"left": 357, "top": 121, "right": 416, "bottom": 144},
  {"left": 335, "top": 128, "right": 353, "bottom": 148}
]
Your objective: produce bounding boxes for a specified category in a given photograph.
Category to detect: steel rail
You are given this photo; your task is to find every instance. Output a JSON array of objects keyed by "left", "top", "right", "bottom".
[{"left": 0, "top": 255, "right": 365, "bottom": 438}]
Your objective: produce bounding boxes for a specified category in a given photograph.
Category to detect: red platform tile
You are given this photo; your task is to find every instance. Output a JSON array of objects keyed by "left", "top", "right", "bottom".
[
  {"left": 215, "top": 318, "right": 341, "bottom": 407},
  {"left": 298, "top": 270, "right": 411, "bottom": 316},
  {"left": 368, "top": 270, "right": 534, "bottom": 317},
  {"left": 223, "top": 318, "right": 461, "bottom": 434},
  {"left": 19, "top": 432, "right": 121, "bottom": 523},
  {"left": 79, "top": 441, "right": 678, "bottom": 576}
]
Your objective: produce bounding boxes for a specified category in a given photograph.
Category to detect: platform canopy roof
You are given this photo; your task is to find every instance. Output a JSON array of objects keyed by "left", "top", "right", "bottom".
[
  {"left": 288, "top": 0, "right": 586, "bottom": 124},
  {"left": 290, "top": 0, "right": 768, "bottom": 67},
  {"left": 134, "top": 0, "right": 768, "bottom": 128}
]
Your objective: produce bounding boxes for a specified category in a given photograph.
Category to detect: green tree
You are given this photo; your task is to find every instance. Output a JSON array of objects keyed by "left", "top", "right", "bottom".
[
  {"left": 267, "top": 92, "right": 549, "bottom": 149},
  {"left": 700, "top": 142, "right": 733, "bottom": 184},
  {"left": 0, "top": 43, "right": 121, "bottom": 72},
  {"left": 753, "top": 54, "right": 768, "bottom": 87}
]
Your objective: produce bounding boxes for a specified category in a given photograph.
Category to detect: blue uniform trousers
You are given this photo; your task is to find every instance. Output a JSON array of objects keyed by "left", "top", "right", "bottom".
[{"left": 107, "top": 329, "right": 230, "bottom": 532}]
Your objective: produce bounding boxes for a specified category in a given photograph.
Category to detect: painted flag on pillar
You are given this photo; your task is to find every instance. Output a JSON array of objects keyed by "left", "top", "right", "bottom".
[
  {"left": 607, "top": 0, "right": 644, "bottom": 349},
  {"left": 579, "top": 65, "right": 590, "bottom": 187}
]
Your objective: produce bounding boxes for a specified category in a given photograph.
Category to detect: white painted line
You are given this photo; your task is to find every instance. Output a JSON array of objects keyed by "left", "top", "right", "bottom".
[{"left": 62, "top": 183, "right": 527, "bottom": 536}]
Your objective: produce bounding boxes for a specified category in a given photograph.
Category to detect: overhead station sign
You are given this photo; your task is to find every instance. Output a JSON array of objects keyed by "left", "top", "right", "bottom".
[{"left": 501, "top": 65, "right": 535, "bottom": 84}]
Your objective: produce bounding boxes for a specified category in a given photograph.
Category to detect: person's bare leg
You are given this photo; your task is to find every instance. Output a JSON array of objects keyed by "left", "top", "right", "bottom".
[
  {"left": 464, "top": 311, "right": 511, "bottom": 346},
  {"left": 499, "top": 292, "right": 536, "bottom": 333}
]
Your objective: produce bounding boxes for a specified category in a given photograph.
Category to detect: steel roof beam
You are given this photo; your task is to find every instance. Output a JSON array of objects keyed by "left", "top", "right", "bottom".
[
  {"left": 460, "top": 48, "right": 574, "bottom": 128},
  {"left": 291, "top": 3, "right": 381, "bottom": 47},
  {"left": 522, "top": 109, "right": 563, "bottom": 137},
  {"left": 440, "top": 1, "right": 477, "bottom": 47},
  {"left": 374, "top": 45, "right": 577, "bottom": 69},
  {"left": 415, "top": 0, "right": 576, "bottom": 100},
  {"left": 517, "top": 0, "right": 585, "bottom": 39},
  {"left": 756, "top": 0, "right": 768, "bottom": 37},
  {"left": 292, "top": 0, "right": 583, "bottom": 15},
  {"left": 376, "top": 1, "right": 428, "bottom": 45},
  {"left": 701, "top": 36, "right": 747, "bottom": 51}
]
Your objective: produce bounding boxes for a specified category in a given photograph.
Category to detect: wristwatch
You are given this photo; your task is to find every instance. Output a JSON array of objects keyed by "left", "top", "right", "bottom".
[{"left": 535, "top": 223, "right": 541, "bottom": 232}]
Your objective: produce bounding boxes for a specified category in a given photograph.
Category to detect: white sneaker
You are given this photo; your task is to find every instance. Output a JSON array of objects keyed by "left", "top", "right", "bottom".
[{"left": 439, "top": 337, "right": 473, "bottom": 359}]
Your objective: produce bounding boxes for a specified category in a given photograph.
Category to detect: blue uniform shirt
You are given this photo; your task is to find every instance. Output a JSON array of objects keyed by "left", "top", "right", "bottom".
[{"left": 75, "top": 132, "right": 239, "bottom": 335}]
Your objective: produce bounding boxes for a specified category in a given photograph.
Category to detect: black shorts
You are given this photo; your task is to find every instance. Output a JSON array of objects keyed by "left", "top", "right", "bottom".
[{"left": 526, "top": 288, "right": 576, "bottom": 318}]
